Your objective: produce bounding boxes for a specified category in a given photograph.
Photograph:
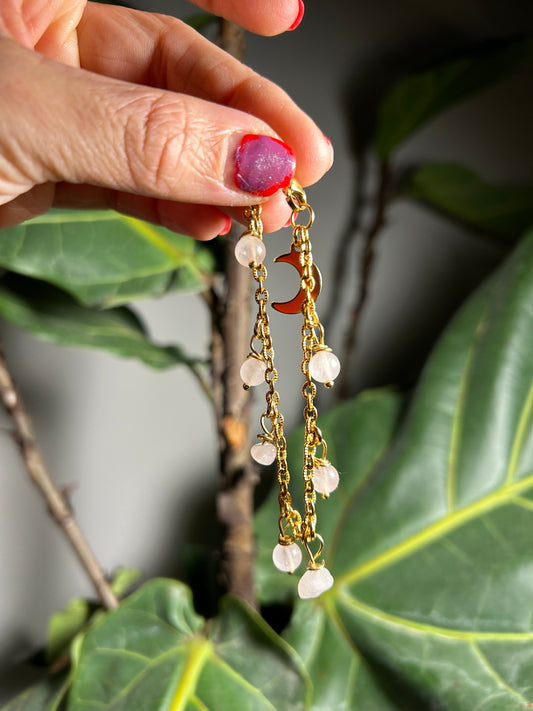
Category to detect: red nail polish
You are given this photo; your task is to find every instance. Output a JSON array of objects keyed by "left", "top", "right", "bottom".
[
  {"left": 284, "top": 216, "right": 292, "bottom": 227},
  {"left": 289, "top": 0, "right": 305, "bottom": 30},
  {"left": 219, "top": 216, "right": 232, "bottom": 236},
  {"left": 234, "top": 134, "right": 296, "bottom": 197}
]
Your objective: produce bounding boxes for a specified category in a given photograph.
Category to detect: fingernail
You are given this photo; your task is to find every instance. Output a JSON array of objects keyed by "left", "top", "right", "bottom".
[
  {"left": 284, "top": 215, "right": 292, "bottom": 227},
  {"left": 323, "top": 133, "right": 334, "bottom": 164},
  {"left": 234, "top": 134, "right": 296, "bottom": 197},
  {"left": 219, "top": 216, "right": 232, "bottom": 236},
  {"left": 289, "top": 0, "right": 305, "bottom": 30}
]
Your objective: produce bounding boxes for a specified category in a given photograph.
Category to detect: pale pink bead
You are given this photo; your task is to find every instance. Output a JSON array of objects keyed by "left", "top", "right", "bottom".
[
  {"left": 251, "top": 441, "right": 277, "bottom": 465},
  {"left": 313, "top": 464, "right": 339, "bottom": 495},
  {"left": 234, "top": 234, "right": 266, "bottom": 266},
  {"left": 298, "top": 567, "right": 334, "bottom": 599},
  {"left": 272, "top": 543, "right": 302, "bottom": 573},
  {"left": 240, "top": 357, "right": 266, "bottom": 387},
  {"left": 309, "top": 350, "right": 341, "bottom": 383}
]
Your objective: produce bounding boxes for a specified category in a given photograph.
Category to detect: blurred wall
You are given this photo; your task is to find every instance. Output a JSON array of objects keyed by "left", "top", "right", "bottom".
[{"left": 1, "top": 0, "right": 533, "bottom": 698}]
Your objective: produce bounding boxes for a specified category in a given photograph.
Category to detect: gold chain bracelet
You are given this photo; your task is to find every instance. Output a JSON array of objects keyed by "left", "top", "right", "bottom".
[{"left": 235, "top": 182, "right": 341, "bottom": 599}]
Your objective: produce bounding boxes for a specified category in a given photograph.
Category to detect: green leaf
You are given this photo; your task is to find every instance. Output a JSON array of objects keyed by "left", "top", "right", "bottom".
[
  {"left": 404, "top": 163, "right": 533, "bottom": 241},
  {"left": 256, "top": 228, "right": 533, "bottom": 709},
  {"left": 0, "top": 275, "right": 199, "bottom": 370},
  {"left": 374, "top": 38, "right": 530, "bottom": 158},
  {"left": 109, "top": 568, "right": 141, "bottom": 598},
  {"left": 68, "top": 579, "right": 310, "bottom": 711},
  {"left": 0, "top": 210, "right": 214, "bottom": 307},
  {"left": 285, "top": 602, "right": 410, "bottom": 711},
  {"left": 46, "top": 599, "right": 90, "bottom": 665},
  {"left": 0, "top": 675, "right": 69, "bottom": 711}
]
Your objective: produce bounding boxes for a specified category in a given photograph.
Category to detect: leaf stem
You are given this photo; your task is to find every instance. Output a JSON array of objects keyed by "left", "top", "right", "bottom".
[
  {"left": 337, "top": 160, "right": 390, "bottom": 400},
  {"left": 0, "top": 342, "right": 118, "bottom": 611},
  {"left": 324, "top": 151, "right": 369, "bottom": 334},
  {"left": 188, "top": 361, "right": 214, "bottom": 402}
]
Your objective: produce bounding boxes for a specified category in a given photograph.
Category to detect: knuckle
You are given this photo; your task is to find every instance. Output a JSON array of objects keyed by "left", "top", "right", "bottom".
[
  {"left": 121, "top": 92, "right": 188, "bottom": 195},
  {"left": 120, "top": 91, "right": 225, "bottom": 198}
]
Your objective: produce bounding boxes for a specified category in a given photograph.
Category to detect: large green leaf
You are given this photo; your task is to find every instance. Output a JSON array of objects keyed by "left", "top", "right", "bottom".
[
  {"left": 68, "top": 579, "right": 311, "bottom": 711},
  {"left": 0, "top": 211, "right": 214, "bottom": 307},
  {"left": 404, "top": 163, "right": 533, "bottom": 241},
  {"left": 0, "top": 275, "right": 198, "bottom": 370},
  {"left": 374, "top": 39, "right": 530, "bottom": 158},
  {"left": 0, "top": 675, "right": 69, "bottom": 711},
  {"left": 285, "top": 602, "right": 410, "bottom": 711},
  {"left": 256, "top": 228, "right": 533, "bottom": 709}
]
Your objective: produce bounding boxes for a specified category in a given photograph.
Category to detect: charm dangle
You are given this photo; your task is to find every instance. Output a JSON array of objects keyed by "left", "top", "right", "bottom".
[
  {"left": 234, "top": 182, "right": 341, "bottom": 599},
  {"left": 272, "top": 244, "right": 322, "bottom": 314}
]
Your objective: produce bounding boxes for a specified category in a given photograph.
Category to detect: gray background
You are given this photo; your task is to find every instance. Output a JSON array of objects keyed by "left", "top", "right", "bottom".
[{"left": 1, "top": 0, "right": 533, "bottom": 698}]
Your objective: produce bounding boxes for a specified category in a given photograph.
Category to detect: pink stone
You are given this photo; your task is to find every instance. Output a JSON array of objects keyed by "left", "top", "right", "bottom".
[{"left": 298, "top": 567, "right": 334, "bottom": 599}]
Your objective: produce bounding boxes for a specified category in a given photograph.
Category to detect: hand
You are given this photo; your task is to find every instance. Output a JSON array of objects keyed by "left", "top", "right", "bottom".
[{"left": 0, "top": 1, "right": 332, "bottom": 239}]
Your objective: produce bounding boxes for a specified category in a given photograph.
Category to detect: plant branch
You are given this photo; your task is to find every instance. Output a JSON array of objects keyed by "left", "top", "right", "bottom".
[
  {"left": 216, "top": 228, "right": 257, "bottom": 608},
  {"left": 324, "top": 150, "right": 369, "bottom": 334},
  {"left": 337, "top": 160, "right": 390, "bottom": 400},
  {"left": 207, "top": 20, "right": 257, "bottom": 608},
  {"left": 0, "top": 343, "right": 118, "bottom": 611}
]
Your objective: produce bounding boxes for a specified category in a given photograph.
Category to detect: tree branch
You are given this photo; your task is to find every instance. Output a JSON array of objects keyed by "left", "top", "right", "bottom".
[
  {"left": 0, "top": 343, "right": 118, "bottom": 611},
  {"left": 208, "top": 21, "right": 257, "bottom": 608},
  {"left": 324, "top": 151, "right": 369, "bottom": 334},
  {"left": 337, "top": 160, "right": 390, "bottom": 400}
]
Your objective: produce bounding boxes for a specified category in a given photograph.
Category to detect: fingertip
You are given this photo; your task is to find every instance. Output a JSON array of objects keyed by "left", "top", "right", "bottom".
[
  {"left": 289, "top": 1, "right": 305, "bottom": 31},
  {"left": 219, "top": 215, "right": 232, "bottom": 236}
]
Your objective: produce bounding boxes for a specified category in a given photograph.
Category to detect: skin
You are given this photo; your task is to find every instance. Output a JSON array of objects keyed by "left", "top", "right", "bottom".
[{"left": 0, "top": 1, "right": 332, "bottom": 240}]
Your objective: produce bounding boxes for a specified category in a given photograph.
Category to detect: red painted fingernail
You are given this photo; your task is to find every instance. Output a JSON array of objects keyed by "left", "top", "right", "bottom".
[
  {"left": 234, "top": 134, "right": 296, "bottom": 197},
  {"left": 284, "top": 216, "right": 292, "bottom": 227},
  {"left": 289, "top": 0, "right": 305, "bottom": 30},
  {"left": 219, "top": 216, "right": 232, "bottom": 236},
  {"left": 323, "top": 133, "right": 334, "bottom": 164}
]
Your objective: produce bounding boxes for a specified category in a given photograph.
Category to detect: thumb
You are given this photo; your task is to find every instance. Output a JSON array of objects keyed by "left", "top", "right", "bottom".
[{"left": 0, "top": 38, "right": 296, "bottom": 208}]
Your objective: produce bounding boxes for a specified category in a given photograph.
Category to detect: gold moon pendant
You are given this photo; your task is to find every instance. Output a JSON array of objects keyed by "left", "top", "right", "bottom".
[{"left": 272, "top": 244, "right": 322, "bottom": 314}]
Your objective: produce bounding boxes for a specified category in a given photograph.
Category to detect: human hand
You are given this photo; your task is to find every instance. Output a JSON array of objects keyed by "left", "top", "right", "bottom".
[{"left": 0, "top": 1, "right": 332, "bottom": 239}]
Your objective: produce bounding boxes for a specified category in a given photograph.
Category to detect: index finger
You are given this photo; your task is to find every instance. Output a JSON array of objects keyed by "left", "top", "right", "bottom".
[
  {"left": 78, "top": 4, "right": 332, "bottom": 189},
  {"left": 186, "top": 0, "right": 305, "bottom": 36}
]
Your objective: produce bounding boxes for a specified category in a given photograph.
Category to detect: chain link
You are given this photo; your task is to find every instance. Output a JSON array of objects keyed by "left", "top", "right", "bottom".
[{"left": 241, "top": 183, "right": 330, "bottom": 560}]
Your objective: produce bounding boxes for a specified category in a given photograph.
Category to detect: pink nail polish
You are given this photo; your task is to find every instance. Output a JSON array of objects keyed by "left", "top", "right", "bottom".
[
  {"left": 289, "top": 0, "right": 305, "bottom": 30},
  {"left": 234, "top": 134, "right": 296, "bottom": 197},
  {"left": 219, "top": 216, "right": 232, "bottom": 236}
]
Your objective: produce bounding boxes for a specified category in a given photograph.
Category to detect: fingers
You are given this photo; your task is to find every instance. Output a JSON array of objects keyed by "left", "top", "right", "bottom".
[
  {"left": 77, "top": 5, "right": 332, "bottom": 189},
  {"left": 0, "top": 37, "right": 311, "bottom": 211},
  {"left": 52, "top": 183, "right": 291, "bottom": 238},
  {"left": 0, "top": 0, "right": 86, "bottom": 64},
  {"left": 185, "top": 0, "right": 304, "bottom": 36}
]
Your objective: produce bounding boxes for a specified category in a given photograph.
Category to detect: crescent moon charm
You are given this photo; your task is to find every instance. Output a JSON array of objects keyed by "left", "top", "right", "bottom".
[{"left": 272, "top": 244, "right": 322, "bottom": 314}]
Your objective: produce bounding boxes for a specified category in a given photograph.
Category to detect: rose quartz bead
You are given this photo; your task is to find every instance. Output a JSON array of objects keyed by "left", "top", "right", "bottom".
[
  {"left": 298, "top": 567, "right": 334, "bottom": 599},
  {"left": 234, "top": 234, "right": 266, "bottom": 267},
  {"left": 240, "top": 357, "right": 266, "bottom": 387},
  {"left": 272, "top": 543, "right": 302, "bottom": 573},
  {"left": 251, "top": 442, "right": 277, "bottom": 465},
  {"left": 309, "top": 350, "right": 340, "bottom": 383},
  {"left": 313, "top": 464, "right": 339, "bottom": 495}
]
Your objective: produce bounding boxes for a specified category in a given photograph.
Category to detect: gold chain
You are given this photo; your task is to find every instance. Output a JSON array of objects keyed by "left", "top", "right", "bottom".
[
  {"left": 244, "top": 205, "right": 302, "bottom": 541},
  {"left": 237, "top": 182, "right": 340, "bottom": 598}
]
